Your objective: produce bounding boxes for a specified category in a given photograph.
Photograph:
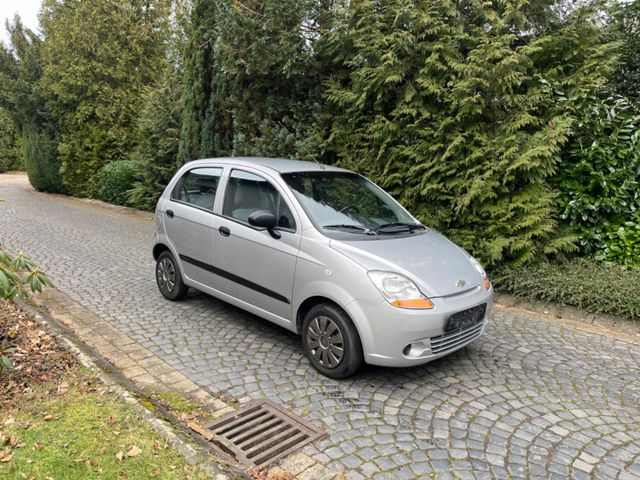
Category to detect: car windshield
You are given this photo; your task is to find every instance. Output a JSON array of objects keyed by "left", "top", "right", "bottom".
[{"left": 281, "top": 171, "right": 423, "bottom": 235}]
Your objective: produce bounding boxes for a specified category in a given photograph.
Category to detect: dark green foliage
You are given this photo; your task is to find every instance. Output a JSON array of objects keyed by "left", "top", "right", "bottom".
[
  {"left": 0, "top": 16, "right": 64, "bottom": 192},
  {"left": 128, "top": 66, "right": 183, "bottom": 210},
  {"left": 97, "top": 160, "right": 139, "bottom": 206},
  {"left": 178, "top": 0, "right": 233, "bottom": 162},
  {"left": 496, "top": 259, "right": 640, "bottom": 320},
  {"left": 554, "top": 94, "right": 640, "bottom": 254},
  {"left": 39, "top": 0, "right": 170, "bottom": 197},
  {"left": 319, "top": 0, "right": 616, "bottom": 267},
  {"left": 215, "top": 0, "right": 328, "bottom": 160},
  {"left": 179, "top": 0, "right": 329, "bottom": 162},
  {"left": 0, "top": 108, "right": 21, "bottom": 172},
  {"left": 595, "top": 220, "right": 640, "bottom": 268},
  {"left": 610, "top": 0, "right": 640, "bottom": 104},
  {"left": 22, "top": 125, "right": 64, "bottom": 193}
]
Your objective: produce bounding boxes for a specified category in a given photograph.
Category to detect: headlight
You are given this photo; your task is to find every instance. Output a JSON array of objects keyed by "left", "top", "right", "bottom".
[
  {"left": 367, "top": 271, "right": 434, "bottom": 309},
  {"left": 469, "top": 256, "right": 486, "bottom": 278},
  {"left": 467, "top": 254, "right": 491, "bottom": 290}
]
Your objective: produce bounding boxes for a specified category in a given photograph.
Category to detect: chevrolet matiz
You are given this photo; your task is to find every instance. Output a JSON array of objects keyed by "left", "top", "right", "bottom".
[{"left": 152, "top": 157, "right": 493, "bottom": 378}]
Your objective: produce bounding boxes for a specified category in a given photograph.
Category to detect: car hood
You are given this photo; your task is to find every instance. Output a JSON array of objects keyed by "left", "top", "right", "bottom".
[{"left": 330, "top": 229, "right": 481, "bottom": 298}]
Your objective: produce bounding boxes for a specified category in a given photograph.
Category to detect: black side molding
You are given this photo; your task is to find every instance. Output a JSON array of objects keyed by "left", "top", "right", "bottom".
[{"left": 179, "top": 254, "right": 290, "bottom": 304}]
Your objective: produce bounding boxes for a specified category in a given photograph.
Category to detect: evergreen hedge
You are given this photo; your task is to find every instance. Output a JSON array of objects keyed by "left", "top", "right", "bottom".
[
  {"left": 22, "top": 126, "right": 65, "bottom": 193},
  {"left": 318, "top": 0, "right": 616, "bottom": 268},
  {"left": 97, "top": 160, "right": 138, "bottom": 206},
  {"left": 496, "top": 259, "right": 640, "bottom": 321}
]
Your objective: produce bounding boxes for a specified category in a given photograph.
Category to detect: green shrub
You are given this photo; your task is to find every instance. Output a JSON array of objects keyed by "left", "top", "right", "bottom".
[
  {"left": 0, "top": 249, "right": 54, "bottom": 300},
  {"left": 554, "top": 94, "right": 640, "bottom": 254},
  {"left": 595, "top": 220, "right": 640, "bottom": 268},
  {"left": 495, "top": 259, "right": 640, "bottom": 320},
  {"left": 0, "top": 108, "right": 22, "bottom": 172},
  {"left": 97, "top": 160, "right": 138, "bottom": 206},
  {"left": 23, "top": 126, "right": 65, "bottom": 193}
]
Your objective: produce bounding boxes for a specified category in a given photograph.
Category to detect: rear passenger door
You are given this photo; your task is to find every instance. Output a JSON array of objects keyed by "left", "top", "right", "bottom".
[
  {"left": 212, "top": 169, "right": 301, "bottom": 321},
  {"left": 163, "top": 167, "right": 222, "bottom": 286}
]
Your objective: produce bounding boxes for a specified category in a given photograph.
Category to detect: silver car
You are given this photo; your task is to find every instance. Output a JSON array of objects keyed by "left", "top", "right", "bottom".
[{"left": 153, "top": 157, "right": 493, "bottom": 378}]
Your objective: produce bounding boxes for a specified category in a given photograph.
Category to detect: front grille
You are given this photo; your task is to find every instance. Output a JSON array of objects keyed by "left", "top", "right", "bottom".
[{"left": 430, "top": 317, "right": 486, "bottom": 354}]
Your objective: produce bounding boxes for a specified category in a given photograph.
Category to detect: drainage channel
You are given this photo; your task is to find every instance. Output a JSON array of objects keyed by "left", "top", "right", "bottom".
[{"left": 189, "top": 400, "right": 325, "bottom": 469}]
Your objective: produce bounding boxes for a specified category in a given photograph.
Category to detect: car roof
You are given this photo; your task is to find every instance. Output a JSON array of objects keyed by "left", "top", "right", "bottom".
[{"left": 186, "top": 157, "right": 351, "bottom": 174}]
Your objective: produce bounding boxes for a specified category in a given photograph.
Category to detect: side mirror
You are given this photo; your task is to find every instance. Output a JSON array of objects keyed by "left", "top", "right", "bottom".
[{"left": 248, "top": 210, "right": 280, "bottom": 239}]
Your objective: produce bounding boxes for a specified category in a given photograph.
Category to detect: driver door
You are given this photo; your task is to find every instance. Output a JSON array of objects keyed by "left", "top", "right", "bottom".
[{"left": 212, "top": 169, "right": 301, "bottom": 321}]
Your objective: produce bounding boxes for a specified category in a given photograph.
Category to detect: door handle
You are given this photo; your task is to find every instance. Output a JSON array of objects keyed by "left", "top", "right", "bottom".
[
  {"left": 219, "top": 226, "right": 230, "bottom": 237},
  {"left": 165, "top": 209, "right": 174, "bottom": 218}
]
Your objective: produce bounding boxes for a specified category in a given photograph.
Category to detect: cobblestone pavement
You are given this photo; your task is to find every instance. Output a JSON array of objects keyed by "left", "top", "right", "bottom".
[{"left": 2, "top": 174, "right": 640, "bottom": 479}]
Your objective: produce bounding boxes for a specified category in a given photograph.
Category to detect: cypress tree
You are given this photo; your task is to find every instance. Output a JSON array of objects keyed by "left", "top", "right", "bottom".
[
  {"left": 178, "top": 0, "right": 233, "bottom": 163},
  {"left": 179, "top": 0, "right": 332, "bottom": 162},
  {"left": 0, "top": 16, "right": 64, "bottom": 192},
  {"left": 320, "top": 0, "right": 617, "bottom": 267},
  {"left": 39, "top": 0, "right": 170, "bottom": 197}
]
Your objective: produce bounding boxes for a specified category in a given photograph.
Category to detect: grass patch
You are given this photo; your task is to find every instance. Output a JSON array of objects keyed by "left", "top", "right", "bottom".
[
  {"left": 495, "top": 258, "right": 640, "bottom": 320},
  {"left": 149, "top": 390, "right": 228, "bottom": 428},
  {"left": 1, "top": 370, "right": 214, "bottom": 480},
  {"left": 152, "top": 390, "right": 204, "bottom": 416}
]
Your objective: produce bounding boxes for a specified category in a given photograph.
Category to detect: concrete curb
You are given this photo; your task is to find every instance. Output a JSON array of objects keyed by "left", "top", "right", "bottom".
[
  {"left": 494, "top": 292, "right": 640, "bottom": 337},
  {"left": 13, "top": 296, "right": 246, "bottom": 480}
]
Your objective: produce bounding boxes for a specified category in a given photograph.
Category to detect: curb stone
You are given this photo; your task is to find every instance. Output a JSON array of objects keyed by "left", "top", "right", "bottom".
[
  {"left": 20, "top": 289, "right": 340, "bottom": 479},
  {"left": 13, "top": 295, "right": 247, "bottom": 480},
  {"left": 495, "top": 293, "right": 640, "bottom": 340}
]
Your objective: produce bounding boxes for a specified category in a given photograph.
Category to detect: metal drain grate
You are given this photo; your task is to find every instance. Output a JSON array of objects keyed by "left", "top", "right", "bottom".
[{"left": 200, "top": 400, "right": 325, "bottom": 468}]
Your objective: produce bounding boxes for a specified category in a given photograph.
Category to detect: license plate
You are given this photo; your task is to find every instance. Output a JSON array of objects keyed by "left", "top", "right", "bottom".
[{"left": 445, "top": 303, "right": 487, "bottom": 332}]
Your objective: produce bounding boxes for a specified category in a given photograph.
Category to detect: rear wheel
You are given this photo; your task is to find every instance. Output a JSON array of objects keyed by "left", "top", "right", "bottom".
[
  {"left": 301, "top": 303, "right": 363, "bottom": 379},
  {"left": 155, "top": 251, "right": 188, "bottom": 300}
]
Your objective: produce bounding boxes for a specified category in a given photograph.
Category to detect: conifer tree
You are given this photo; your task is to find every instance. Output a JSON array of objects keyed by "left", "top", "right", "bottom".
[
  {"left": 0, "top": 16, "right": 64, "bottom": 192},
  {"left": 179, "top": 0, "right": 333, "bottom": 162},
  {"left": 39, "top": 0, "right": 170, "bottom": 196},
  {"left": 320, "top": 0, "right": 617, "bottom": 266}
]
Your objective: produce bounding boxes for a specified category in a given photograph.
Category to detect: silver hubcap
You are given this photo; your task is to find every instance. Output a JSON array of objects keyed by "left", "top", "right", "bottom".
[
  {"left": 157, "top": 257, "right": 176, "bottom": 293},
  {"left": 307, "top": 316, "right": 344, "bottom": 369}
]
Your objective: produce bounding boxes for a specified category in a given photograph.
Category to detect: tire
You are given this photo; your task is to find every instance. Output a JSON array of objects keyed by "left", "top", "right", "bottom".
[
  {"left": 301, "top": 303, "right": 363, "bottom": 379},
  {"left": 155, "top": 251, "right": 188, "bottom": 301}
]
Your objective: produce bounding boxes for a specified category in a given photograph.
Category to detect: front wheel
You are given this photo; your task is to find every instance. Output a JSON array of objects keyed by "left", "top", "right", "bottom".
[
  {"left": 301, "top": 304, "right": 363, "bottom": 379},
  {"left": 155, "top": 251, "right": 188, "bottom": 301}
]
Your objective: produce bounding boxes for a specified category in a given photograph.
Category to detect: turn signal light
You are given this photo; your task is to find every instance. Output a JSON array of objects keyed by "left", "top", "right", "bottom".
[
  {"left": 391, "top": 298, "right": 434, "bottom": 309},
  {"left": 484, "top": 277, "right": 491, "bottom": 290}
]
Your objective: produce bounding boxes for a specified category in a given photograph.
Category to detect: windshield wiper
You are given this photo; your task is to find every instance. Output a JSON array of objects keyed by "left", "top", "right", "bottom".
[
  {"left": 323, "top": 224, "right": 375, "bottom": 234},
  {"left": 373, "top": 222, "right": 427, "bottom": 233}
]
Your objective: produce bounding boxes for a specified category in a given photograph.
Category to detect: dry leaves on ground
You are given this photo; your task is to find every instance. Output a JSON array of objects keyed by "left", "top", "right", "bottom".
[{"left": 0, "top": 300, "right": 77, "bottom": 405}]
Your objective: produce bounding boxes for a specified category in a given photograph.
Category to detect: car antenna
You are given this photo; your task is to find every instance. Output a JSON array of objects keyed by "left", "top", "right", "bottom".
[{"left": 312, "top": 157, "right": 325, "bottom": 170}]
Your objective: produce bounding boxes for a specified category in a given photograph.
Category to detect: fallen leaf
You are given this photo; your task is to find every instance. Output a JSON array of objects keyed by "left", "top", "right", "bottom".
[
  {"left": 43, "top": 414, "right": 56, "bottom": 422},
  {"left": 127, "top": 445, "right": 142, "bottom": 457},
  {"left": 9, "top": 436, "right": 19, "bottom": 447},
  {"left": 33, "top": 443, "right": 43, "bottom": 450},
  {"left": 187, "top": 421, "right": 214, "bottom": 440},
  {"left": 0, "top": 452, "right": 12, "bottom": 463},
  {"left": 116, "top": 451, "right": 124, "bottom": 462},
  {"left": 112, "top": 430, "right": 121, "bottom": 436},
  {"left": 2, "top": 417, "right": 15, "bottom": 427},
  {"left": 57, "top": 382, "right": 69, "bottom": 394}
]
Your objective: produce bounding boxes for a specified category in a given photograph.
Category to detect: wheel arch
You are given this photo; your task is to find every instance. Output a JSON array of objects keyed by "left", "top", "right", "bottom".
[{"left": 153, "top": 243, "right": 171, "bottom": 260}]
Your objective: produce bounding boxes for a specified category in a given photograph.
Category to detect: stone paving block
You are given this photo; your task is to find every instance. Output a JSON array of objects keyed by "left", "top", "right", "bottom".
[{"left": 2, "top": 174, "right": 640, "bottom": 480}]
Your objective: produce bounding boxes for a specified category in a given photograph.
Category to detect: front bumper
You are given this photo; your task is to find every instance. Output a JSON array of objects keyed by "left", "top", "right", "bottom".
[{"left": 346, "top": 286, "right": 493, "bottom": 367}]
